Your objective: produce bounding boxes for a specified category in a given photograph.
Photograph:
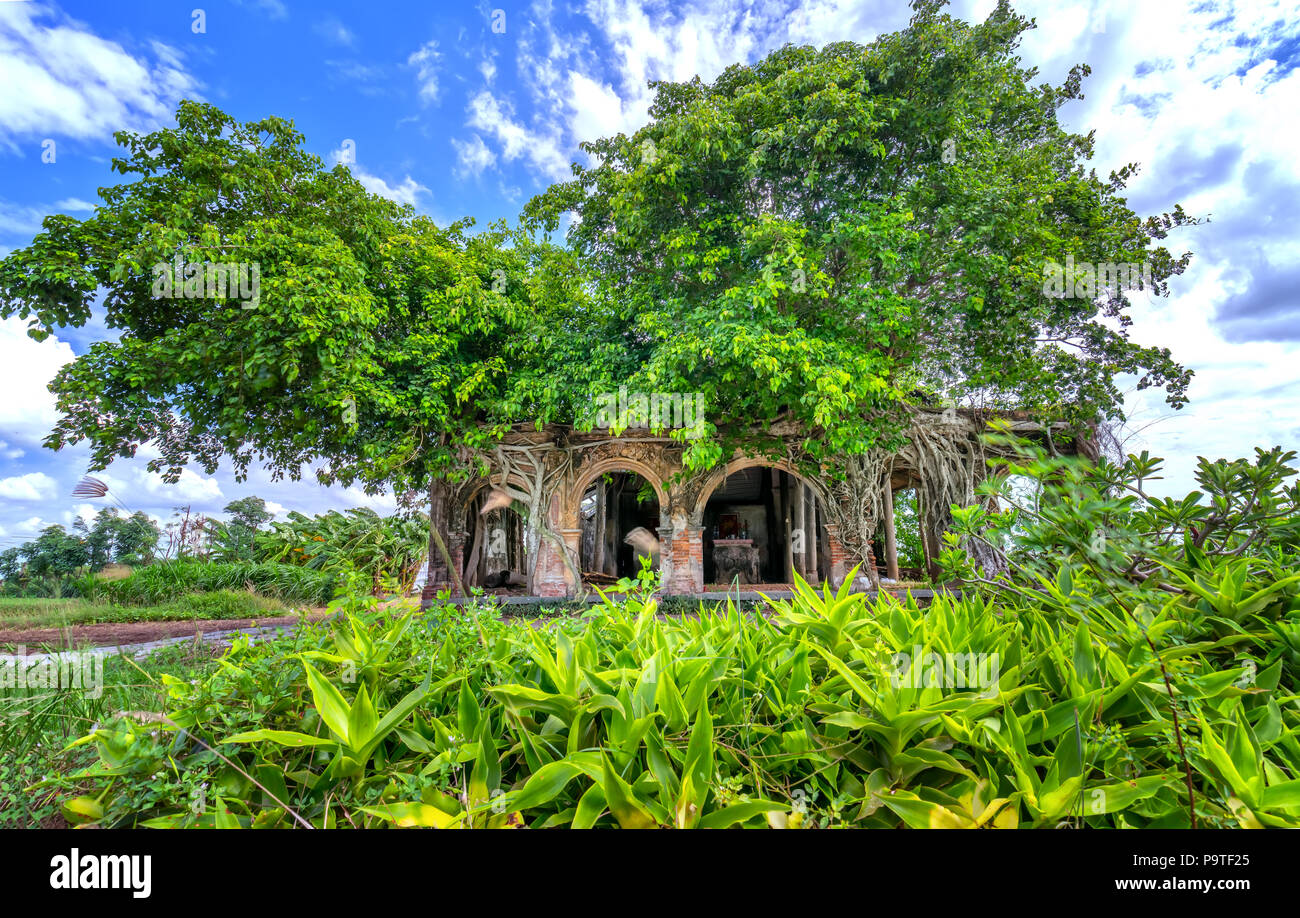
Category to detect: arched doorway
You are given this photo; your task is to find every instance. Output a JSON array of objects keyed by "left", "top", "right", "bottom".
[
  {"left": 460, "top": 483, "right": 530, "bottom": 592},
  {"left": 577, "top": 471, "right": 662, "bottom": 584},
  {"left": 695, "top": 463, "right": 831, "bottom": 588}
]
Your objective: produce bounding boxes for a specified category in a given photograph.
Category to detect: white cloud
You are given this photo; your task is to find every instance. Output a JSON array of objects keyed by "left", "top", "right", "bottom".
[
  {"left": 330, "top": 145, "right": 430, "bottom": 208},
  {"left": 353, "top": 170, "right": 429, "bottom": 207},
  {"left": 451, "top": 133, "right": 498, "bottom": 178},
  {"left": 467, "top": 90, "right": 570, "bottom": 179},
  {"left": 0, "top": 317, "right": 75, "bottom": 447},
  {"left": 0, "top": 4, "right": 199, "bottom": 147},
  {"left": 134, "top": 468, "right": 224, "bottom": 504},
  {"left": 233, "top": 0, "right": 288, "bottom": 20},
  {"left": 62, "top": 502, "right": 98, "bottom": 529},
  {"left": 0, "top": 472, "right": 57, "bottom": 501},
  {"left": 341, "top": 485, "right": 396, "bottom": 514},
  {"left": 313, "top": 17, "right": 355, "bottom": 47},
  {"left": 409, "top": 40, "right": 442, "bottom": 103},
  {"left": 54, "top": 197, "right": 96, "bottom": 212}
]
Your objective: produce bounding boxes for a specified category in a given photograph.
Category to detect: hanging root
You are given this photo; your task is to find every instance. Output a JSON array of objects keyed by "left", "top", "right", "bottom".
[
  {"left": 826, "top": 409, "right": 1008, "bottom": 580},
  {"left": 489, "top": 443, "right": 588, "bottom": 600}
]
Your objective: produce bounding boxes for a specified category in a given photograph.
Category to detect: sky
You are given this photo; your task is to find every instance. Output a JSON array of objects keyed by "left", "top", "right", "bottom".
[{"left": 0, "top": 0, "right": 1297, "bottom": 548}]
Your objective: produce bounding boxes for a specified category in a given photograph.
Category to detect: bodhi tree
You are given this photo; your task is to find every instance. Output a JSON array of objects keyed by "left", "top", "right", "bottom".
[
  {"left": 0, "top": 101, "right": 570, "bottom": 594},
  {"left": 523, "top": 0, "right": 1199, "bottom": 579}
]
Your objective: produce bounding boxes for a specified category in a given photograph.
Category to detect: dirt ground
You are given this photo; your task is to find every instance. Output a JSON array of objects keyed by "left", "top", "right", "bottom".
[{"left": 0, "top": 609, "right": 333, "bottom": 654}]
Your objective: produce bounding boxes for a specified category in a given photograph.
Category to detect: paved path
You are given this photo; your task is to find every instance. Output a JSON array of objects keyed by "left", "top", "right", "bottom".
[{"left": 1, "top": 620, "right": 311, "bottom": 665}]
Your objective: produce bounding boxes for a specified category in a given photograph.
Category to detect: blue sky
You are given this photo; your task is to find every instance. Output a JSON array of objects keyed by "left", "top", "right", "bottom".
[{"left": 1, "top": 0, "right": 1298, "bottom": 549}]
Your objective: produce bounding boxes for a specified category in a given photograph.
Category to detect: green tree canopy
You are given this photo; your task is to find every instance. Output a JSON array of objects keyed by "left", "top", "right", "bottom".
[
  {"left": 525, "top": 0, "right": 1196, "bottom": 469},
  {"left": 0, "top": 102, "right": 563, "bottom": 499}
]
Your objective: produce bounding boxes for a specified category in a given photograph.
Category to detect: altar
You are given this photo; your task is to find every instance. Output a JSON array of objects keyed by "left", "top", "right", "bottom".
[{"left": 711, "top": 538, "right": 761, "bottom": 584}]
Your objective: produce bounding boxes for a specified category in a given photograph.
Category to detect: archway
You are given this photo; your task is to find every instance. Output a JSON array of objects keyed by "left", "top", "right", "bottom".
[
  {"left": 695, "top": 462, "right": 831, "bottom": 588},
  {"left": 577, "top": 470, "right": 662, "bottom": 584},
  {"left": 459, "top": 481, "right": 530, "bottom": 593}
]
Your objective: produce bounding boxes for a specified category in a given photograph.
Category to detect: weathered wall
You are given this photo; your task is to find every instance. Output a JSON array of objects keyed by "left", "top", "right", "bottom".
[{"left": 421, "top": 412, "right": 1085, "bottom": 601}]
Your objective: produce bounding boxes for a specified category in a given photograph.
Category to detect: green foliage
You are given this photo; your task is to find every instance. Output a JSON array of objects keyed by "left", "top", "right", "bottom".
[
  {"left": 44, "top": 525, "right": 1300, "bottom": 827},
  {"left": 0, "top": 644, "right": 217, "bottom": 829},
  {"left": 0, "top": 101, "right": 570, "bottom": 499},
  {"left": 206, "top": 496, "right": 274, "bottom": 562},
  {"left": 526, "top": 2, "right": 1196, "bottom": 468},
  {"left": 0, "top": 510, "right": 160, "bottom": 597},
  {"left": 254, "top": 508, "right": 427, "bottom": 595},
  {"left": 79, "top": 559, "right": 337, "bottom": 607},
  {"left": 937, "top": 441, "right": 1300, "bottom": 826},
  {"left": 0, "top": 591, "right": 286, "bottom": 630}
]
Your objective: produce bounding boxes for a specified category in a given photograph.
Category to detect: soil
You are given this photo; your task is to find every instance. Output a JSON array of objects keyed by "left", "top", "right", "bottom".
[{"left": 0, "top": 609, "right": 333, "bottom": 654}]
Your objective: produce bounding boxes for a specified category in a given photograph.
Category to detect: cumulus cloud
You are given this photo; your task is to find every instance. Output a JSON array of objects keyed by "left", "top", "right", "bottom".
[
  {"left": 0, "top": 317, "right": 75, "bottom": 447},
  {"left": 330, "top": 145, "right": 430, "bottom": 208},
  {"left": 467, "top": 90, "right": 570, "bottom": 179},
  {"left": 451, "top": 133, "right": 498, "bottom": 178},
  {"left": 0, "top": 472, "right": 57, "bottom": 501},
  {"left": 409, "top": 39, "right": 443, "bottom": 103},
  {"left": 0, "top": 4, "right": 199, "bottom": 148}
]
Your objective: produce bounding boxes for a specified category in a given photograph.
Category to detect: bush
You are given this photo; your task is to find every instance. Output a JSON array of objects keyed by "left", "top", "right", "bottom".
[
  {"left": 38, "top": 447, "right": 1300, "bottom": 830},
  {"left": 79, "top": 560, "right": 338, "bottom": 607},
  {"left": 46, "top": 561, "right": 1300, "bottom": 829}
]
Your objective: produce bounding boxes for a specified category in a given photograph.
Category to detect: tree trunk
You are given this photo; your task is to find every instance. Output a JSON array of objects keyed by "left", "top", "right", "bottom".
[
  {"left": 426, "top": 479, "right": 464, "bottom": 597},
  {"left": 463, "top": 494, "right": 485, "bottom": 587}
]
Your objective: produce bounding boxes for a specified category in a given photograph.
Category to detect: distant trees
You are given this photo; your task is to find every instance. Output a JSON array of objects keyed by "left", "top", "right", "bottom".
[
  {"left": 204, "top": 496, "right": 274, "bottom": 561},
  {"left": 0, "top": 510, "right": 160, "bottom": 592}
]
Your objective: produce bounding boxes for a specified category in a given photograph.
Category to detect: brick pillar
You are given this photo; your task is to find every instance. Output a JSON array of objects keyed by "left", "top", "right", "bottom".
[
  {"left": 560, "top": 528, "right": 582, "bottom": 597},
  {"left": 656, "top": 525, "right": 673, "bottom": 593},
  {"left": 824, "top": 523, "right": 850, "bottom": 589},
  {"left": 422, "top": 529, "right": 466, "bottom": 604},
  {"left": 534, "top": 537, "right": 568, "bottom": 598},
  {"left": 664, "top": 526, "right": 703, "bottom": 595}
]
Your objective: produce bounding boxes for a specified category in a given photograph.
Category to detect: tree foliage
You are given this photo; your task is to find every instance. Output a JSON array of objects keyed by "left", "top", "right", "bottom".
[{"left": 526, "top": 0, "right": 1196, "bottom": 469}]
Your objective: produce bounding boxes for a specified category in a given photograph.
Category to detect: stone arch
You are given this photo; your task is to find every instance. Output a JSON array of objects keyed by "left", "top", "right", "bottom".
[
  {"left": 569, "top": 457, "right": 667, "bottom": 584},
  {"left": 452, "top": 472, "right": 535, "bottom": 522},
  {"left": 568, "top": 457, "right": 667, "bottom": 522}
]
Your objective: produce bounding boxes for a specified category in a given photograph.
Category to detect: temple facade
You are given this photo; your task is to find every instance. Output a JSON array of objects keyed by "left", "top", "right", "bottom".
[{"left": 420, "top": 409, "right": 1091, "bottom": 602}]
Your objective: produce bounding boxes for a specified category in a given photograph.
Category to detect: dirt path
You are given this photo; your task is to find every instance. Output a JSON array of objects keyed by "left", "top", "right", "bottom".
[{"left": 0, "top": 609, "right": 332, "bottom": 653}]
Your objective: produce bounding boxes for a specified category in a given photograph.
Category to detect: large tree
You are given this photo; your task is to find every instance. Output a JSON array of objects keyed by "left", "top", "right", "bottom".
[
  {"left": 0, "top": 102, "right": 578, "bottom": 588},
  {"left": 524, "top": 0, "right": 1197, "bottom": 473}
]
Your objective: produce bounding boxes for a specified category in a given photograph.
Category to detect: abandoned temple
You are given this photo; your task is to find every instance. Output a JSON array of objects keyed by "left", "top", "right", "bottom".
[{"left": 420, "top": 407, "right": 1095, "bottom": 603}]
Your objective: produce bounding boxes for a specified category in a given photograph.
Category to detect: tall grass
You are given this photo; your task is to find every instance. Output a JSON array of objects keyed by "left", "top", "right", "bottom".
[
  {"left": 80, "top": 560, "right": 337, "bottom": 607},
  {"left": 0, "top": 645, "right": 218, "bottom": 828}
]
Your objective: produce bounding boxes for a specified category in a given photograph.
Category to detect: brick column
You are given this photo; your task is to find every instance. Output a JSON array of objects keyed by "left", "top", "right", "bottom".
[
  {"left": 534, "top": 536, "right": 569, "bottom": 598},
  {"left": 664, "top": 526, "right": 703, "bottom": 595},
  {"left": 421, "top": 529, "right": 467, "bottom": 604},
  {"left": 656, "top": 525, "right": 673, "bottom": 593},
  {"left": 560, "top": 528, "right": 582, "bottom": 597},
  {"left": 824, "top": 523, "right": 850, "bottom": 589}
]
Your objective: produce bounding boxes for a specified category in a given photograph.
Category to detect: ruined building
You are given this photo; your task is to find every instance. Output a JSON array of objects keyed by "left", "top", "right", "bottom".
[{"left": 421, "top": 407, "right": 1093, "bottom": 602}]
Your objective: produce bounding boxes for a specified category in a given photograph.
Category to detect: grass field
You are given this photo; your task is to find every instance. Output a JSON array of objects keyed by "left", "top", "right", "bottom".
[{"left": 0, "top": 590, "right": 290, "bottom": 630}]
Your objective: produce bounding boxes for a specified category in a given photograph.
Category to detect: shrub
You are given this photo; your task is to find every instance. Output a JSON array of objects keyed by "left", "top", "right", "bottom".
[
  {"left": 79, "top": 560, "right": 338, "bottom": 607},
  {"left": 46, "top": 563, "right": 1300, "bottom": 829}
]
